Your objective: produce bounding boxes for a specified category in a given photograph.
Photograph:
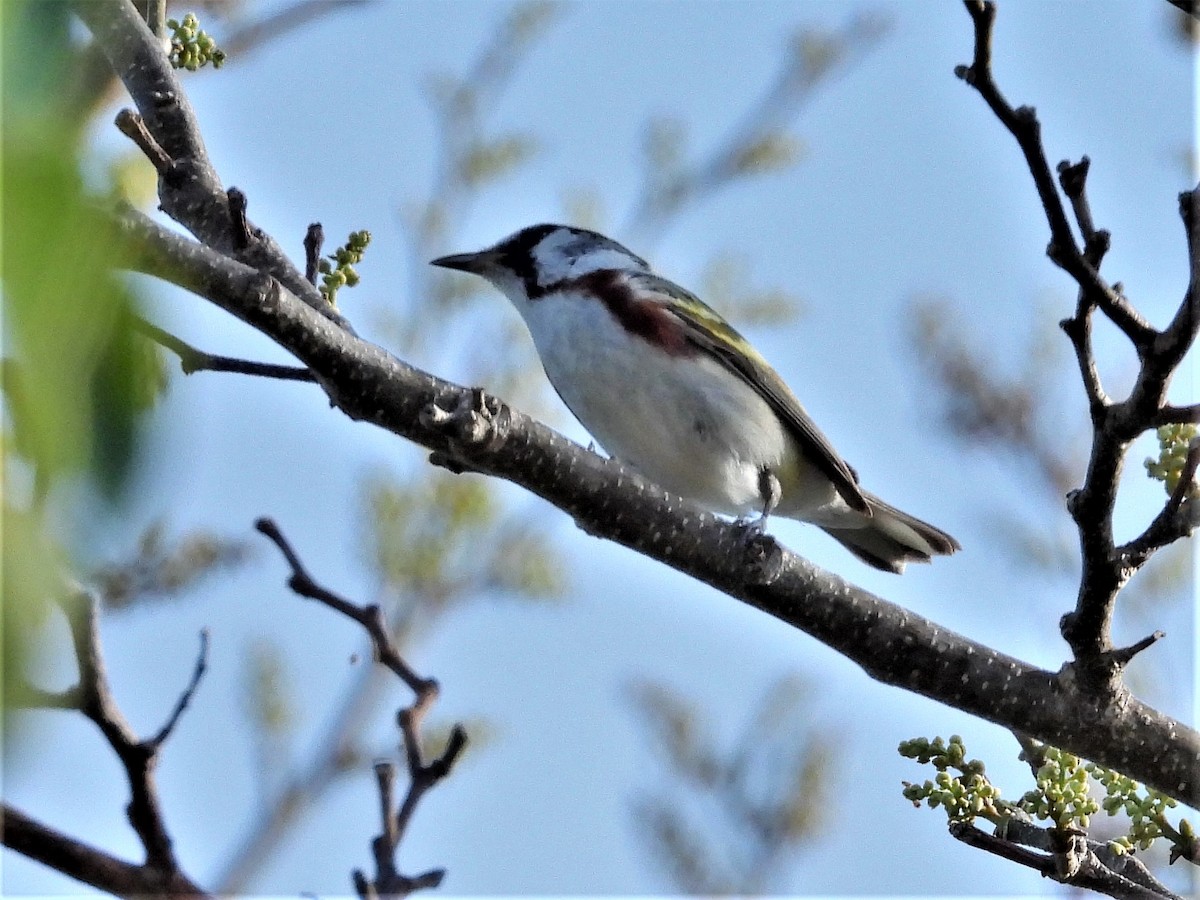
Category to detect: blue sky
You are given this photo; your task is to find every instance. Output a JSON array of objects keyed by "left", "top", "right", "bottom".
[{"left": 4, "top": 1, "right": 1195, "bottom": 896}]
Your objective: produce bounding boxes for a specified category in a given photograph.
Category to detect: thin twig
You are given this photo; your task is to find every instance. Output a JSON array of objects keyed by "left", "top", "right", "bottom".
[
  {"left": 1056, "top": 157, "right": 1110, "bottom": 266},
  {"left": 148, "top": 629, "right": 210, "bottom": 748},
  {"left": 133, "top": 317, "right": 316, "bottom": 382},
  {"left": 1108, "top": 631, "right": 1166, "bottom": 668},
  {"left": 115, "top": 108, "right": 173, "bottom": 175},
  {"left": 227, "top": 187, "right": 253, "bottom": 251},
  {"left": 304, "top": 223, "right": 324, "bottom": 285},
  {"left": 255, "top": 518, "right": 436, "bottom": 699}
]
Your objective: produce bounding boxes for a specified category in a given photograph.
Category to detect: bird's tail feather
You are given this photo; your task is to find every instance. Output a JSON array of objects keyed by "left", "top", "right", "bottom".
[{"left": 821, "top": 492, "right": 960, "bottom": 574}]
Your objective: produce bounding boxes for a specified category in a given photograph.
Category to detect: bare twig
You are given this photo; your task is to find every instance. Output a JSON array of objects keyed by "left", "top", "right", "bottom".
[
  {"left": 227, "top": 187, "right": 253, "bottom": 251},
  {"left": 3, "top": 592, "right": 209, "bottom": 893},
  {"left": 304, "top": 223, "right": 324, "bottom": 285},
  {"left": 1056, "top": 157, "right": 1111, "bottom": 266},
  {"left": 1108, "top": 630, "right": 1166, "bottom": 668},
  {"left": 256, "top": 518, "right": 464, "bottom": 896},
  {"left": 133, "top": 317, "right": 316, "bottom": 382},
  {"left": 955, "top": 1, "right": 1154, "bottom": 349},
  {"left": 957, "top": 1, "right": 1199, "bottom": 678},
  {"left": 148, "top": 630, "right": 210, "bottom": 749},
  {"left": 115, "top": 108, "right": 173, "bottom": 175},
  {"left": 63, "top": 592, "right": 185, "bottom": 871},
  {"left": 255, "top": 518, "right": 436, "bottom": 699}
]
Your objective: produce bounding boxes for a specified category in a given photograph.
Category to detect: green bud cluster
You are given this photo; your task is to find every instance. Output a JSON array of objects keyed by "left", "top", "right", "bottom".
[
  {"left": 319, "top": 230, "right": 371, "bottom": 306},
  {"left": 167, "top": 13, "right": 227, "bottom": 71},
  {"left": 900, "top": 736, "right": 1197, "bottom": 863},
  {"left": 899, "top": 736, "right": 1003, "bottom": 824},
  {"left": 1017, "top": 746, "right": 1098, "bottom": 830},
  {"left": 1087, "top": 763, "right": 1193, "bottom": 859},
  {"left": 1144, "top": 423, "right": 1198, "bottom": 497}
]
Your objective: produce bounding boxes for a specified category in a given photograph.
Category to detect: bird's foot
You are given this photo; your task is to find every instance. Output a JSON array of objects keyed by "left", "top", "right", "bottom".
[{"left": 732, "top": 517, "right": 783, "bottom": 585}]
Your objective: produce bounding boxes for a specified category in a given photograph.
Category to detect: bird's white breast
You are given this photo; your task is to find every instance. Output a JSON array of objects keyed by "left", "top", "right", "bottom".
[{"left": 517, "top": 288, "right": 791, "bottom": 516}]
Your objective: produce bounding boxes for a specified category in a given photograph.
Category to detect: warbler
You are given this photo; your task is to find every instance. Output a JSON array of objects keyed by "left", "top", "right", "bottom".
[{"left": 431, "top": 224, "right": 959, "bottom": 573}]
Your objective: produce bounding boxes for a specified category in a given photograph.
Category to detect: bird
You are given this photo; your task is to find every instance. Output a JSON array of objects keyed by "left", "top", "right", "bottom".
[{"left": 430, "top": 223, "right": 959, "bottom": 573}]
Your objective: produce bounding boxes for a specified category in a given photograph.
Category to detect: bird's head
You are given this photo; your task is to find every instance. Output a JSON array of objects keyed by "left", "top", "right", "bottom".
[{"left": 430, "top": 223, "right": 650, "bottom": 303}]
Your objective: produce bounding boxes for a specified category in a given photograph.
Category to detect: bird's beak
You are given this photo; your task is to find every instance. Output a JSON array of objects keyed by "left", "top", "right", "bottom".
[{"left": 429, "top": 250, "right": 494, "bottom": 275}]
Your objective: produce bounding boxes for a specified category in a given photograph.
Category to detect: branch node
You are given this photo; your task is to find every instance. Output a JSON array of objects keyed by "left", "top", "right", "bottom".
[
  {"left": 227, "top": 187, "right": 254, "bottom": 251},
  {"left": 419, "top": 388, "right": 512, "bottom": 457},
  {"left": 1056, "top": 156, "right": 1090, "bottom": 199}
]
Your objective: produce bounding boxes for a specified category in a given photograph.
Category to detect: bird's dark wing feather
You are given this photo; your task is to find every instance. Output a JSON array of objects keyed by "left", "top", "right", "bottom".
[{"left": 630, "top": 272, "right": 869, "bottom": 513}]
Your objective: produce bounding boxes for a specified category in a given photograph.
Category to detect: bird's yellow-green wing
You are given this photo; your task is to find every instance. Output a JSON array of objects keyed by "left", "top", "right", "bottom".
[{"left": 631, "top": 272, "right": 868, "bottom": 513}]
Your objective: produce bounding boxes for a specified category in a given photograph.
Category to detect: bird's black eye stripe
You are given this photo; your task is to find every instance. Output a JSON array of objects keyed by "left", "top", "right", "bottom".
[{"left": 496, "top": 224, "right": 559, "bottom": 297}]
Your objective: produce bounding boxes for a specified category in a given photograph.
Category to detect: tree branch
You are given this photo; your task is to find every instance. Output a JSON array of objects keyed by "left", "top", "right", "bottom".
[
  {"left": 255, "top": 518, "right": 437, "bottom": 700},
  {"left": 957, "top": 1, "right": 1200, "bottom": 683},
  {"left": 948, "top": 821, "right": 1183, "bottom": 900},
  {"left": 954, "top": 1, "right": 1154, "bottom": 349},
  {"left": 68, "top": 0, "right": 1200, "bottom": 834},
  {"left": 60, "top": 592, "right": 207, "bottom": 876},
  {"left": 72, "top": 0, "right": 350, "bottom": 330},
  {"left": 147, "top": 630, "right": 209, "bottom": 749},
  {"left": 4, "top": 593, "right": 209, "bottom": 895},
  {"left": 1, "top": 805, "right": 207, "bottom": 899},
  {"left": 102, "top": 202, "right": 1200, "bottom": 807}
]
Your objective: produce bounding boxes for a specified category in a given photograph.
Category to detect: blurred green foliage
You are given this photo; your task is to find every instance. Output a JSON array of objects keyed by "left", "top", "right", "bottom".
[
  {"left": 2, "top": 0, "right": 163, "bottom": 712},
  {"left": 627, "top": 675, "right": 830, "bottom": 893},
  {"left": 366, "top": 470, "right": 563, "bottom": 622},
  {"left": 92, "top": 521, "right": 251, "bottom": 610}
]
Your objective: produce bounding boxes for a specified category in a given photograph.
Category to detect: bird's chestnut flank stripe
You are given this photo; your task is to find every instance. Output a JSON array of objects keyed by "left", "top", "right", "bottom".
[{"left": 549, "top": 270, "right": 697, "bottom": 358}]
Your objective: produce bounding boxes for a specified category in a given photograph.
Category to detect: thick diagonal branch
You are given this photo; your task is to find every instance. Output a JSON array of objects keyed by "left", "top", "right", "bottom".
[{"left": 108, "top": 205, "right": 1200, "bottom": 806}]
